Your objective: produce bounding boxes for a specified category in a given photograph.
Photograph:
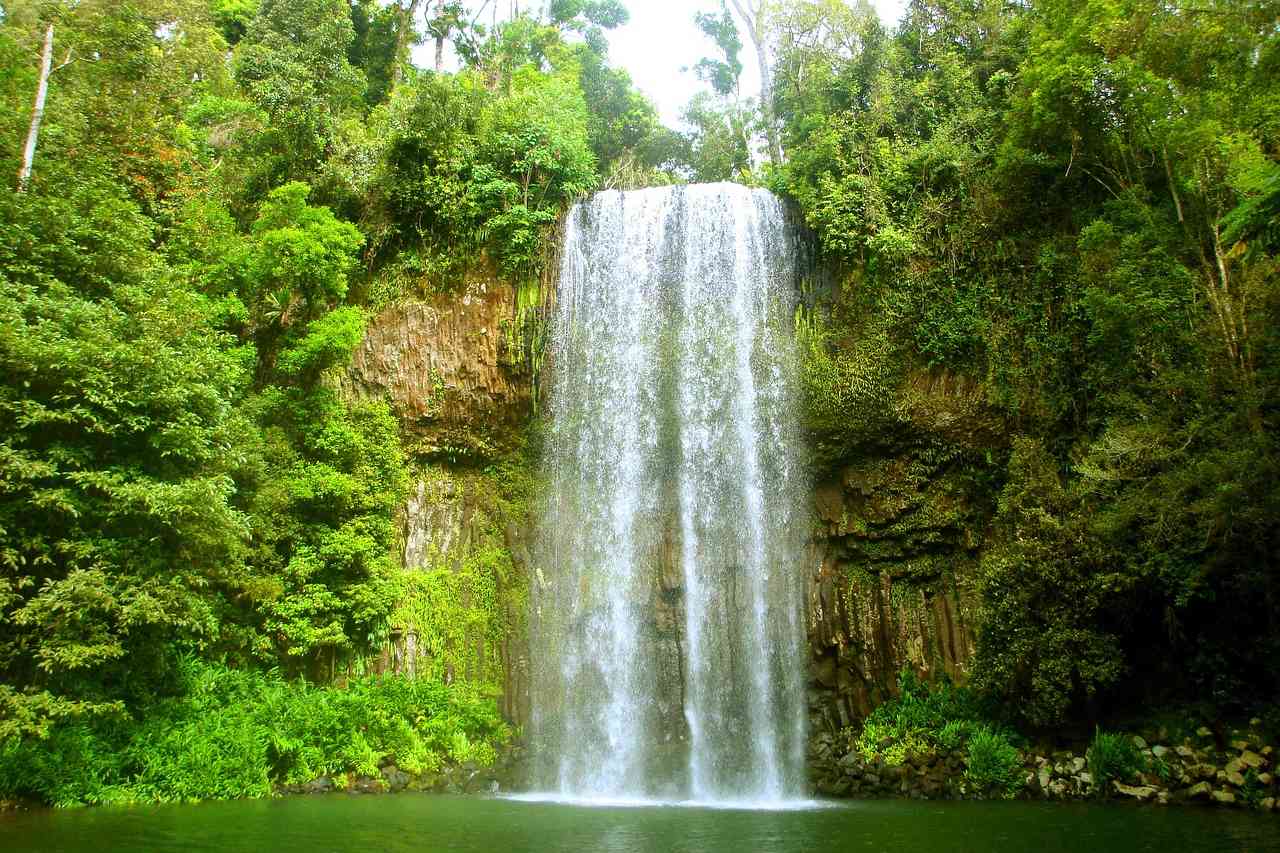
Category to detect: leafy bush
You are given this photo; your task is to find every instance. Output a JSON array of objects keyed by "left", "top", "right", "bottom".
[
  {"left": 0, "top": 661, "right": 509, "bottom": 807},
  {"left": 937, "top": 719, "right": 975, "bottom": 751},
  {"left": 963, "top": 725, "right": 1022, "bottom": 798},
  {"left": 853, "top": 669, "right": 989, "bottom": 765},
  {"left": 1086, "top": 728, "right": 1140, "bottom": 795}
]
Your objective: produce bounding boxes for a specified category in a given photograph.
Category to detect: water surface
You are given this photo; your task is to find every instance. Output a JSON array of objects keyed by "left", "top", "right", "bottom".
[{"left": 2, "top": 795, "right": 1277, "bottom": 853}]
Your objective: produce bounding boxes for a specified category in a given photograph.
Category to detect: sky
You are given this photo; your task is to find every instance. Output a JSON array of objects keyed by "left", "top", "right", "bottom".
[
  {"left": 413, "top": 1, "right": 910, "bottom": 129},
  {"left": 605, "top": 0, "right": 911, "bottom": 126}
]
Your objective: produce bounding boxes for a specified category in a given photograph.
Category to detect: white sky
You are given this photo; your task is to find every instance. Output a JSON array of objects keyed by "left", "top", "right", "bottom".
[
  {"left": 412, "top": 1, "right": 910, "bottom": 129},
  {"left": 605, "top": 0, "right": 910, "bottom": 126}
]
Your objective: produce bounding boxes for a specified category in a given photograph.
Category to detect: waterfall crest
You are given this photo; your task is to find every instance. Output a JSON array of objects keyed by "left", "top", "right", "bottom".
[{"left": 530, "top": 183, "right": 808, "bottom": 804}]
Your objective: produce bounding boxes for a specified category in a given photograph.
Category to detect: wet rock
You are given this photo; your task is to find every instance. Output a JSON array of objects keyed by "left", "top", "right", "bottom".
[
  {"left": 1113, "top": 783, "right": 1158, "bottom": 802},
  {"left": 1186, "top": 782, "right": 1212, "bottom": 800},
  {"left": 1239, "top": 750, "right": 1265, "bottom": 769},
  {"left": 1151, "top": 745, "right": 1170, "bottom": 759},
  {"left": 1071, "top": 757, "right": 1086, "bottom": 774},
  {"left": 381, "top": 766, "right": 410, "bottom": 792},
  {"left": 1260, "top": 798, "right": 1275, "bottom": 812},
  {"left": 303, "top": 776, "right": 334, "bottom": 794},
  {"left": 1211, "top": 789, "right": 1236, "bottom": 805},
  {"left": 353, "top": 776, "right": 384, "bottom": 794}
]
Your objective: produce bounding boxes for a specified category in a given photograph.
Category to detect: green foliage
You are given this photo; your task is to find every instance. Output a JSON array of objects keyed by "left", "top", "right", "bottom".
[
  {"left": 1086, "top": 728, "right": 1140, "bottom": 796},
  {"left": 963, "top": 726, "right": 1022, "bottom": 798},
  {"left": 233, "top": 0, "right": 365, "bottom": 183},
  {"left": 852, "top": 669, "right": 987, "bottom": 763},
  {"left": 0, "top": 179, "right": 257, "bottom": 738},
  {"left": 374, "top": 65, "right": 597, "bottom": 280},
  {"left": 777, "top": 0, "right": 1280, "bottom": 725},
  {"left": 0, "top": 660, "right": 509, "bottom": 807}
]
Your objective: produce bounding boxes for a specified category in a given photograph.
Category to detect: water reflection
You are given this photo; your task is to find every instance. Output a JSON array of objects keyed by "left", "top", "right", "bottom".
[{"left": 0, "top": 795, "right": 1277, "bottom": 853}]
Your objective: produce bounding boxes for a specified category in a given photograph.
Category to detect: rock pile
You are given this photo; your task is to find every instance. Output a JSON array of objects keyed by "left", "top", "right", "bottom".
[{"left": 810, "top": 723, "right": 1278, "bottom": 811}]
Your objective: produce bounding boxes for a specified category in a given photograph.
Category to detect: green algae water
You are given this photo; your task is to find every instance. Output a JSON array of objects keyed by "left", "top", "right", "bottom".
[{"left": 1, "top": 796, "right": 1277, "bottom": 853}]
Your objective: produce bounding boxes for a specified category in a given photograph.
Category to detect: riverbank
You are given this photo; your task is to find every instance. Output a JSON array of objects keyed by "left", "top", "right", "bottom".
[{"left": 811, "top": 722, "right": 1278, "bottom": 813}]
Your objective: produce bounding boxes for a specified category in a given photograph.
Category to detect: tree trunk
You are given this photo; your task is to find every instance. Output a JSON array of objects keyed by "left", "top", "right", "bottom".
[
  {"left": 17, "top": 23, "right": 55, "bottom": 193},
  {"left": 391, "top": 0, "right": 424, "bottom": 89},
  {"left": 433, "top": 0, "right": 447, "bottom": 72},
  {"left": 728, "top": 0, "right": 783, "bottom": 165}
]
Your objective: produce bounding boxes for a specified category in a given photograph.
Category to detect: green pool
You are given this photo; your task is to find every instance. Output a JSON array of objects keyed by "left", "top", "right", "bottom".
[{"left": 1, "top": 794, "right": 1276, "bottom": 852}]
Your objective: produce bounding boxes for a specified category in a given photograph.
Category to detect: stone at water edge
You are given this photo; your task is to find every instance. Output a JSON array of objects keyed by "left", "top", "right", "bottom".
[
  {"left": 1211, "top": 789, "right": 1237, "bottom": 805},
  {"left": 1260, "top": 797, "right": 1275, "bottom": 812},
  {"left": 1186, "top": 782, "right": 1213, "bottom": 800},
  {"left": 1239, "top": 750, "right": 1266, "bottom": 769},
  {"left": 1071, "top": 756, "right": 1087, "bottom": 773},
  {"left": 1037, "top": 768, "right": 1051, "bottom": 791},
  {"left": 1225, "top": 771, "right": 1246, "bottom": 787},
  {"left": 1113, "top": 782, "right": 1158, "bottom": 802}
]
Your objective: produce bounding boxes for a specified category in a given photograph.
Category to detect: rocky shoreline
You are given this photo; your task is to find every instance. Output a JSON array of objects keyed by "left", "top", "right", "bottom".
[{"left": 811, "top": 723, "right": 1279, "bottom": 812}]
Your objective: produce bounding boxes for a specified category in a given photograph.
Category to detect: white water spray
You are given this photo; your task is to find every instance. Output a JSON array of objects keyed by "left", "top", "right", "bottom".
[{"left": 530, "top": 183, "right": 808, "bottom": 805}]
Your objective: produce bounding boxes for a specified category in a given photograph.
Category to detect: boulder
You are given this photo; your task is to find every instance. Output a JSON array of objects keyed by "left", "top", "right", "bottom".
[
  {"left": 1226, "top": 771, "right": 1246, "bottom": 787},
  {"left": 1239, "top": 750, "right": 1266, "bottom": 769},
  {"left": 1257, "top": 772, "right": 1273, "bottom": 786},
  {"left": 1132, "top": 736, "right": 1149, "bottom": 750},
  {"left": 1176, "top": 745, "right": 1196, "bottom": 759},
  {"left": 1151, "top": 745, "right": 1171, "bottom": 759},
  {"left": 381, "top": 766, "right": 411, "bottom": 792},
  {"left": 1211, "top": 789, "right": 1236, "bottom": 805},
  {"left": 303, "top": 776, "right": 334, "bottom": 794},
  {"left": 1113, "top": 782, "right": 1158, "bottom": 802},
  {"left": 1192, "top": 763, "right": 1218, "bottom": 781},
  {"left": 1037, "top": 768, "right": 1052, "bottom": 791},
  {"left": 1261, "top": 798, "right": 1275, "bottom": 812},
  {"left": 1186, "top": 782, "right": 1213, "bottom": 800}
]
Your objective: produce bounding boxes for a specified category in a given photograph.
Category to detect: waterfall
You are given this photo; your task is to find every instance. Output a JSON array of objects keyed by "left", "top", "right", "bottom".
[{"left": 529, "top": 183, "right": 808, "bottom": 805}]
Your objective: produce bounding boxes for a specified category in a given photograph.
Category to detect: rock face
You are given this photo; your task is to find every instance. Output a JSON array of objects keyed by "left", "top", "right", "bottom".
[
  {"left": 345, "top": 266, "right": 538, "bottom": 462},
  {"left": 373, "top": 466, "right": 532, "bottom": 725},
  {"left": 806, "top": 445, "right": 990, "bottom": 731},
  {"left": 348, "top": 268, "right": 540, "bottom": 727}
]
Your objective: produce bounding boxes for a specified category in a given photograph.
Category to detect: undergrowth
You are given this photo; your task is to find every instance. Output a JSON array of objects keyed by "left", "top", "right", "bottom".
[{"left": 0, "top": 660, "right": 509, "bottom": 807}]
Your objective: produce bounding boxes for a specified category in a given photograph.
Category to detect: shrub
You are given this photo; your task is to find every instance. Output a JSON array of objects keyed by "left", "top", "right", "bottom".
[
  {"left": 853, "top": 668, "right": 989, "bottom": 764},
  {"left": 0, "top": 661, "right": 510, "bottom": 807},
  {"left": 1086, "top": 728, "right": 1141, "bottom": 795},
  {"left": 963, "top": 725, "right": 1022, "bottom": 798},
  {"left": 937, "top": 719, "right": 974, "bottom": 751}
]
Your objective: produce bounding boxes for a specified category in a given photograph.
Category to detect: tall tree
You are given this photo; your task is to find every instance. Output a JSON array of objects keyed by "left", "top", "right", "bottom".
[{"left": 727, "top": 0, "right": 782, "bottom": 164}]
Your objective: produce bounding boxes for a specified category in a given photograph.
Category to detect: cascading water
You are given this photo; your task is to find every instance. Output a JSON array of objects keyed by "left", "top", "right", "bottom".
[{"left": 529, "top": 183, "right": 809, "bottom": 806}]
